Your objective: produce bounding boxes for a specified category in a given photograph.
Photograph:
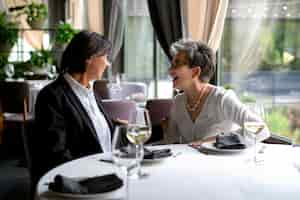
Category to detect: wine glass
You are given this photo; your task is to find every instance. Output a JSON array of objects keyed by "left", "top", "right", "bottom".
[
  {"left": 46, "top": 64, "right": 57, "bottom": 79},
  {"left": 4, "top": 64, "right": 15, "bottom": 80},
  {"left": 244, "top": 103, "right": 266, "bottom": 164},
  {"left": 108, "top": 73, "right": 122, "bottom": 99},
  {"left": 287, "top": 106, "right": 300, "bottom": 167},
  {"left": 127, "top": 108, "right": 152, "bottom": 178},
  {"left": 112, "top": 125, "right": 137, "bottom": 200}
]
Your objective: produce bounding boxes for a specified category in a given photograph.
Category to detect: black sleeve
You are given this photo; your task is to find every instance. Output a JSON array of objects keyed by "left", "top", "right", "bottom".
[{"left": 32, "top": 88, "right": 72, "bottom": 180}]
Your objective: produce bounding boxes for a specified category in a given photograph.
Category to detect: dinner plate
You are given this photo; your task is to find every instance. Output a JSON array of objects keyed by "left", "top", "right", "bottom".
[
  {"left": 48, "top": 189, "right": 118, "bottom": 199},
  {"left": 200, "top": 141, "right": 247, "bottom": 153}
]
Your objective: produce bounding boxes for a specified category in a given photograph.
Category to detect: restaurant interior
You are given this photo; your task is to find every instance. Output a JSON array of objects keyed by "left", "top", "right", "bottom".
[{"left": 0, "top": 0, "right": 300, "bottom": 200}]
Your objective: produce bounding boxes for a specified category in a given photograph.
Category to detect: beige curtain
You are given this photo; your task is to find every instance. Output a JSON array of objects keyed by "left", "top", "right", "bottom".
[
  {"left": 67, "top": 0, "right": 84, "bottom": 29},
  {"left": 5, "top": 0, "right": 44, "bottom": 49},
  {"left": 87, "top": 0, "right": 104, "bottom": 34},
  {"left": 181, "top": 0, "right": 229, "bottom": 52}
]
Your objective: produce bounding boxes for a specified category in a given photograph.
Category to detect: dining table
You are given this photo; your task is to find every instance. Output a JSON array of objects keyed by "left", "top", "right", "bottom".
[{"left": 35, "top": 143, "right": 300, "bottom": 200}]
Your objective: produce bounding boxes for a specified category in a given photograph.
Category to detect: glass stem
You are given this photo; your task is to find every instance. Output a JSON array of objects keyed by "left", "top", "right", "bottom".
[
  {"left": 124, "top": 167, "right": 129, "bottom": 200},
  {"left": 254, "top": 136, "right": 257, "bottom": 163},
  {"left": 136, "top": 144, "right": 144, "bottom": 176}
]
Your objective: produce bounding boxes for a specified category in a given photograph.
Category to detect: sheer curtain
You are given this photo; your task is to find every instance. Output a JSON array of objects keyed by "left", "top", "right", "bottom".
[
  {"left": 180, "top": 0, "right": 229, "bottom": 52},
  {"left": 103, "top": 0, "right": 127, "bottom": 79},
  {"left": 223, "top": 0, "right": 271, "bottom": 83}
]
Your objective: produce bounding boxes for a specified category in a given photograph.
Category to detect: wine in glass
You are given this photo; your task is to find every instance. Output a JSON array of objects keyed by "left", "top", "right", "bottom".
[
  {"left": 4, "top": 64, "right": 15, "bottom": 80},
  {"left": 127, "top": 108, "right": 152, "bottom": 178}
]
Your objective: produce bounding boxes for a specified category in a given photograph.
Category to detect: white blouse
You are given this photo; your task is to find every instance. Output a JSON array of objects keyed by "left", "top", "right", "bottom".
[
  {"left": 166, "top": 86, "right": 270, "bottom": 144},
  {"left": 64, "top": 74, "right": 112, "bottom": 152}
]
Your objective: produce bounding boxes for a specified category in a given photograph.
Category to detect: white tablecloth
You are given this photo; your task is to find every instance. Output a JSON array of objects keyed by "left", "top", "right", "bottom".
[{"left": 36, "top": 144, "right": 300, "bottom": 200}]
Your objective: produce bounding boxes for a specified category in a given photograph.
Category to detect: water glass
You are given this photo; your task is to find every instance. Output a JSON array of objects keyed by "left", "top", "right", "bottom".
[
  {"left": 4, "top": 64, "right": 15, "bottom": 79},
  {"left": 112, "top": 125, "right": 137, "bottom": 200}
]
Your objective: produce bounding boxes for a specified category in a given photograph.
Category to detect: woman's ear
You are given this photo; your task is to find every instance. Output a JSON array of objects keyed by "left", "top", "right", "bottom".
[{"left": 191, "top": 66, "right": 201, "bottom": 79}]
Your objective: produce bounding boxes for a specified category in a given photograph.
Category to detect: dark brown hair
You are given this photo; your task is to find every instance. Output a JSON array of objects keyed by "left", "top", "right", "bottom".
[{"left": 60, "top": 31, "right": 112, "bottom": 74}]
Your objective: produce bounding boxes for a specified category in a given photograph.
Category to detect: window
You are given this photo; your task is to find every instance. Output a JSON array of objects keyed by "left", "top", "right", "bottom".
[
  {"left": 220, "top": 0, "right": 300, "bottom": 140},
  {"left": 124, "top": 0, "right": 172, "bottom": 98}
]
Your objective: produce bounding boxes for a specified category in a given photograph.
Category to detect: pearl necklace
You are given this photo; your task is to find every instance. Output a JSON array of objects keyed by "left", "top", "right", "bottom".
[{"left": 186, "top": 85, "right": 207, "bottom": 112}]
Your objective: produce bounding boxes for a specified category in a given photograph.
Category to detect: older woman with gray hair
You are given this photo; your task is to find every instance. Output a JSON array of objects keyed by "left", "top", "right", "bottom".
[{"left": 165, "top": 39, "right": 270, "bottom": 145}]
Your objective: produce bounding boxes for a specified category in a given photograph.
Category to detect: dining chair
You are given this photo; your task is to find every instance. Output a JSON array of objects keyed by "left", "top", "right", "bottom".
[
  {"left": 0, "top": 81, "right": 34, "bottom": 171},
  {"left": 102, "top": 99, "right": 137, "bottom": 121},
  {"left": 145, "top": 99, "right": 174, "bottom": 142},
  {"left": 93, "top": 79, "right": 110, "bottom": 99}
]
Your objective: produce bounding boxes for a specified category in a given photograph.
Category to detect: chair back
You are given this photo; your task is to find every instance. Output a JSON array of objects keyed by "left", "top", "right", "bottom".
[
  {"left": 0, "top": 81, "right": 32, "bottom": 172},
  {"left": 102, "top": 100, "right": 137, "bottom": 121},
  {"left": 146, "top": 99, "right": 174, "bottom": 126},
  {"left": 145, "top": 99, "right": 174, "bottom": 142},
  {"left": 0, "top": 81, "right": 30, "bottom": 115},
  {"left": 94, "top": 80, "right": 110, "bottom": 99}
]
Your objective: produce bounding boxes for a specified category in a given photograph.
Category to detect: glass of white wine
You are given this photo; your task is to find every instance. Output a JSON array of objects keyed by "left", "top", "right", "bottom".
[
  {"left": 244, "top": 103, "right": 266, "bottom": 164},
  {"left": 127, "top": 108, "right": 152, "bottom": 178}
]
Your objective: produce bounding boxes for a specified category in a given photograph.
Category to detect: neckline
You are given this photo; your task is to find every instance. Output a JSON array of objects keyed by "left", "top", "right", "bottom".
[{"left": 183, "top": 86, "right": 216, "bottom": 125}]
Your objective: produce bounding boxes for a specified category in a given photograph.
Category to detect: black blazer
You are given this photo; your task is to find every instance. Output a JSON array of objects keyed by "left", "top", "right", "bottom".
[{"left": 31, "top": 75, "right": 114, "bottom": 184}]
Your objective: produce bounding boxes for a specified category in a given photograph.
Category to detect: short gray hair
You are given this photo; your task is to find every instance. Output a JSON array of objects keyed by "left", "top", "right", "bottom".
[{"left": 170, "top": 39, "right": 215, "bottom": 82}]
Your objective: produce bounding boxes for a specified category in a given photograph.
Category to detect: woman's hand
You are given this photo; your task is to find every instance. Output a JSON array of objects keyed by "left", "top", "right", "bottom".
[
  {"left": 189, "top": 140, "right": 204, "bottom": 147},
  {"left": 113, "top": 118, "right": 128, "bottom": 126},
  {"left": 189, "top": 136, "right": 217, "bottom": 147}
]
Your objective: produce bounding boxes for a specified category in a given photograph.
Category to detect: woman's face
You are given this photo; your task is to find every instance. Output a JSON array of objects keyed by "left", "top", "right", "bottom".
[
  {"left": 85, "top": 53, "right": 110, "bottom": 80},
  {"left": 169, "top": 52, "right": 199, "bottom": 91}
]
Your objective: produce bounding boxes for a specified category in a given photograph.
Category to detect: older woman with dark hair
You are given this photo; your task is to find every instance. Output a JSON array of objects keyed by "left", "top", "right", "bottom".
[
  {"left": 32, "top": 31, "right": 114, "bottom": 183},
  {"left": 165, "top": 39, "right": 270, "bottom": 144}
]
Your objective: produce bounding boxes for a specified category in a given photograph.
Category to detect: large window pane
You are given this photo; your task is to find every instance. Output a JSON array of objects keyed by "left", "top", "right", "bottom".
[{"left": 220, "top": 0, "right": 300, "bottom": 140}]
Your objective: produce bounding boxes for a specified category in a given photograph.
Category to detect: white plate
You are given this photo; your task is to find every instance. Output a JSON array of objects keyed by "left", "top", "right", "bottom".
[
  {"left": 48, "top": 189, "right": 118, "bottom": 199},
  {"left": 200, "top": 141, "right": 246, "bottom": 153}
]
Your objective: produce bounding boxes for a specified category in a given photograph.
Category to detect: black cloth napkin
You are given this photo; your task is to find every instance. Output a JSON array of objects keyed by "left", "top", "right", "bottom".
[
  {"left": 143, "top": 148, "right": 172, "bottom": 159},
  {"left": 214, "top": 133, "right": 246, "bottom": 149},
  {"left": 48, "top": 173, "right": 123, "bottom": 194}
]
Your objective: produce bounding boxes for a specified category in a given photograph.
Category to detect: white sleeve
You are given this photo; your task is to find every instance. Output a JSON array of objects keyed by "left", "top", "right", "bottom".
[{"left": 220, "top": 90, "right": 270, "bottom": 142}]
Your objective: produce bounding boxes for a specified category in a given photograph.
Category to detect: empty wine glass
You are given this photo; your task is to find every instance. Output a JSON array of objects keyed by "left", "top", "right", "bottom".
[
  {"left": 4, "top": 64, "right": 15, "bottom": 80},
  {"left": 112, "top": 125, "right": 137, "bottom": 200},
  {"left": 244, "top": 103, "right": 266, "bottom": 164},
  {"left": 108, "top": 73, "right": 122, "bottom": 99},
  {"left": 46, "top": 64, "right": 57, "bottom": 79},
  {"left": 127, "top": 108, "right": 152, "bottom": 178}
]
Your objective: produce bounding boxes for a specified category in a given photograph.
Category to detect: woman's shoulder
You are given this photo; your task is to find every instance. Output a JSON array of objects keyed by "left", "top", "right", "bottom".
[
  {"left": 211, "top": 86, "right": 237, "bottom": 101},
  {"left": 38, "top": 76, "right": 68, "bottom": 100}
]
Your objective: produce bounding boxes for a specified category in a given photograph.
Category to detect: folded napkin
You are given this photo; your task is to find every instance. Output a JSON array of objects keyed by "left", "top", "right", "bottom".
[
  {"left": 143, "top": 148, "right": 172, "bottom": 159},
  {"left": 214, "top": 133, "right": 246, "bottom": 149},
  {"left": 48, "top": 174, "right": 123, "bottom": 194}
]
